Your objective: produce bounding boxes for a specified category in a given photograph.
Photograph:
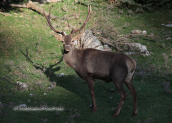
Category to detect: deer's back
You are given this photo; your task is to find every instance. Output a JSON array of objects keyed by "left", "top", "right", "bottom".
[{"left": 74, "top": 48, "right": 135, "bottom": 81}]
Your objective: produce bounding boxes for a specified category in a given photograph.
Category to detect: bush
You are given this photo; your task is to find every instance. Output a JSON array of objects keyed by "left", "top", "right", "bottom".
[{"left": 134, "top": 0, "right": 172, "bottom": 9}]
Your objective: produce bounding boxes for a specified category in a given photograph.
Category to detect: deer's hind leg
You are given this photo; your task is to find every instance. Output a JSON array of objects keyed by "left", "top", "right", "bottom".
[
  {"left": 112, "top": 65, "right": 128, "bottom": 117},
  {"left": 125, "top": 72, "right": 137, "bottom": 116},
  {"left": 113, "top": 81, "right": 127, "bottom": 117},
  {"left": 125, "top": 59, "right": 137, "bottom": 116}
]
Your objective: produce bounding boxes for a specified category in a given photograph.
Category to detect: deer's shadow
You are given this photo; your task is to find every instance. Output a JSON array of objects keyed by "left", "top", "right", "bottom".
[{"left": 21, "top": 48, "right": 90, "bottom": 99}]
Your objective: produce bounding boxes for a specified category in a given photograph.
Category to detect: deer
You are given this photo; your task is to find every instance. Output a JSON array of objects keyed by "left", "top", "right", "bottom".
[{"left": 43, "top": 5, "right": 137, "bottom": 117}]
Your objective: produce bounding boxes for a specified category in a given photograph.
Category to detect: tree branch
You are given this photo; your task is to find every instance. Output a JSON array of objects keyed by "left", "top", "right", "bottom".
[{"left": 117, "top": 34, "right": 156, "bottom": 38}]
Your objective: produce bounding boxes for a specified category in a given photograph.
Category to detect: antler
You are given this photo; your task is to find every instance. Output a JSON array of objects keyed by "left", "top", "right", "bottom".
[
  {"left": 43, "top": 8, "right": 65, "bottom": 36},
  {"left": 71, "top": 5, "right": 92, "bottom": 35}
]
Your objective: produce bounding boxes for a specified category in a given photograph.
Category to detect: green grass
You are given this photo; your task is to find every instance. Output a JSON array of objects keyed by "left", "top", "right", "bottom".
[{"left": 0, "top": 0, "right": 172, "bottom": 123}]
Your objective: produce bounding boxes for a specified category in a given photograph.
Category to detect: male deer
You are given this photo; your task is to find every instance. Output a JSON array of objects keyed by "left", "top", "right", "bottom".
[{"left": 43, "top": 5, "right": 137, "bottom": 117}]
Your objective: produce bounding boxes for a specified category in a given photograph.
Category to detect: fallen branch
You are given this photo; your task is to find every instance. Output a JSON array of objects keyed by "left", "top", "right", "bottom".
[
  {"left": 1, "top": 3, "right": 27, "bottom": 7},
  {"left": 0, "top": 1, "right": 58, "bottom": 20},
  {"left": 117, "top": 34, "right": 156, "bottom": 38},
  {"left": 0, "top": 11, "right": 11, "bottom": 16},
  {"left": 32, "top": 0, "right": 61, "bottom": 4},
  {"left": 26, "top": 1, "right": 58, "bottom": 20}
]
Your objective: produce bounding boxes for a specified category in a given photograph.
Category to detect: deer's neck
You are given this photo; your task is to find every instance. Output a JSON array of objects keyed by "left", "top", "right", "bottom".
[{"left": 63, "top": 46, "right": 80, "bottom": 69}]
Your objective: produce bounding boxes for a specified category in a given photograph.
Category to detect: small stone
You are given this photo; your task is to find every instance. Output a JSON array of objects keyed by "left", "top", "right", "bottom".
[
  {"left": 165, "top": 24, "right": 172, "bottom": 27},
  {"left": 110, "top": 88, "right": 115, "bottom": 92},
  {"left": 109, "top": 96, "right": 113, "bottom": 99},
  {"left": 166, "top": 37, "right": 171, "bottom": 40},
  {"left": 56, "top": 73, "right": 64, "bottom": 77},
  {"left": 142, "top": 30, "right": 147, "bottom": 35},
  {"left": 18, "top": 104, "right": 27, "bottom": 108}
]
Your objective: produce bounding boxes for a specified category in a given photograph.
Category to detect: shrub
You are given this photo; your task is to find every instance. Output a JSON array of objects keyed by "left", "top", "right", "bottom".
[{"left": 134, "top": 0, "right": 172, "bottom": 10}]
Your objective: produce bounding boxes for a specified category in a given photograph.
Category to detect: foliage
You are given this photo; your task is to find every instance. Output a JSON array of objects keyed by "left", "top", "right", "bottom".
[{"left": 134, "top": 0, "right": 172, "bottom": 10}]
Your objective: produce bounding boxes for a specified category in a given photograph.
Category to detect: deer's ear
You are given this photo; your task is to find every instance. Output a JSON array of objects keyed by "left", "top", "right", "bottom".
[
  {"left": 54, "top": 33, "right": 64, "bottom": 41},
  {"left": 72, "top": 33, "right": 83, "bottom": 41}
]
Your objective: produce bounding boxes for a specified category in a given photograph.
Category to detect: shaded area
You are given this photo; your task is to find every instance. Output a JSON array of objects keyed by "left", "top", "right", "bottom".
[
  {"left": 21, "top": 48, "right": 62, "bottom": 80},
  {"left": 20, "top": 47, "right": 87, "bottom": 93},
  {"left": 0, "top": 0, "right": 26, "bottom": 12}
]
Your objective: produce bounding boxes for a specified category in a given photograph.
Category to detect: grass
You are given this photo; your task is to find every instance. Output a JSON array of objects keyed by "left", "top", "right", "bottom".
[{"left": 0, "top": 0, "right": 172, "bottom": 123}]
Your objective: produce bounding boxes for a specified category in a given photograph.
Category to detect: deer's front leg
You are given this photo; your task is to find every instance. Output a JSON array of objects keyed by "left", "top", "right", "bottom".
[{"left": 86, "top": 78, "right": 97, "bottom": 112}]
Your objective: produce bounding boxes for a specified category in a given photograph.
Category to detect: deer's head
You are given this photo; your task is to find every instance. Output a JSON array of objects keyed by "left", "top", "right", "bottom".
[{"left": 43, "top": 5, "right": 92, "bottom": 52}]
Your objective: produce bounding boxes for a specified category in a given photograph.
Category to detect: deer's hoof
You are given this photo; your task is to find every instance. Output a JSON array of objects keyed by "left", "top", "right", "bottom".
[{"left": 92, "top": 108, "right": 97, "bottom": 113}]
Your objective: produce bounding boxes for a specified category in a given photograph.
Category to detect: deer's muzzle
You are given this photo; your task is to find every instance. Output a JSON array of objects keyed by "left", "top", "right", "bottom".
[{"left": 65, "top": 45, "right": 71, "bottom": 51}]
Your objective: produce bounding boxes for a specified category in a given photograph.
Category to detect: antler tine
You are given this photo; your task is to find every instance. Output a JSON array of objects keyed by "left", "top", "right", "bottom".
[
  {"left": 71, "top": 5, "right": 92, "bottom": 35},
  {"left": 43, "top": 8, "right": 64, "bottom": 35}
]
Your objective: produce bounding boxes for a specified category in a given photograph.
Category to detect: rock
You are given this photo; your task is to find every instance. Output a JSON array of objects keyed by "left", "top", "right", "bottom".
[
  {"left": 129, "top": 43, "right": 152, "bottom": 56},
  {"left": 124, "top": 51, "right": 136, "bottom": 55},
  {"left": 132, "top": 30, "right": 147, "bottom": 35},
  {"left": 56, "top": 73, "right": 64, "bottom": 77},
  {"left": 103, "top": 44, "right": 112, "bottom": 51},
  {"left": 142, "top": 30, "right": 147, "bottom": 35},
  {"left": 132, "top": 30, "right": 142, "bottom": 34},
  {"left": 40, "top": 102, "right": 47, "bottom": 108},
  {"left": 17, "top": 81, "right": 28, "bottom": 91},
  {"left": 165, "top": 24, "right": 172, "bottom": 27},
  {"left": 166, "top": 37, "right": 171, "bottom": 40},
  {"left": 18, "top": 104, "right": 27, "bottom": 108},
  {"left": 74, "top": 30, "right": 112, "bottom": 51}
]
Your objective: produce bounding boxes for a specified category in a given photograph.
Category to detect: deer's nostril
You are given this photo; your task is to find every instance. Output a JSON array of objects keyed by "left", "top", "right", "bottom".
[{"left": 65, "top": 45, "right": 71, "bottom": 51}]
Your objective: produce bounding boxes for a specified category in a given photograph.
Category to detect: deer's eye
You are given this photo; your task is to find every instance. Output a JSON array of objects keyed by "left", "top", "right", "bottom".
[{"left": 71, "top": 40, "right": 74, "bottom": 42}]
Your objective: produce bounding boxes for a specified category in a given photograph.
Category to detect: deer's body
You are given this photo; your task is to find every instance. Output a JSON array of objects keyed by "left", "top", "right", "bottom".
[
  {"left": 44, "top": 5, "right": 137, "bottom": 117},
  {"left": 63, "top": 47, "right": 135, "bottom": 82}
]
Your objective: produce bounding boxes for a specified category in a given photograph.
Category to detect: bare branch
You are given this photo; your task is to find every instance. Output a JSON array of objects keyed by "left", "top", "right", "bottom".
[
  {"left": 0, "top": 12, "right": 11, "bottom": 16},
  {"left": 117, "top": 34, "right": 156, "bottom": 38},
  {"left": 26, "top": 1, "right": 57, "bottom": 20}
]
